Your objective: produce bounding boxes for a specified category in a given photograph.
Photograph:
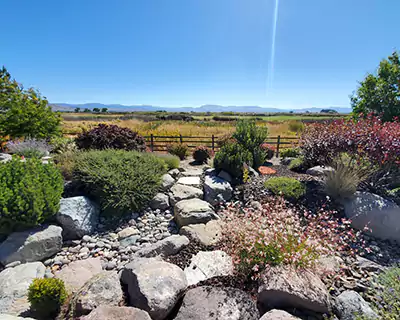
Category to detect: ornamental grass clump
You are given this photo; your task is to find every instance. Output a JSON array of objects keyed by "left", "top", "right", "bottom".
[{"left": 221, "top": 197, "right": 362, "bottom": 279}]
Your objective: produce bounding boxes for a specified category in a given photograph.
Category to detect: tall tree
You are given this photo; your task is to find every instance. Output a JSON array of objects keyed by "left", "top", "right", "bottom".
[
  {"left": 351, "top": 51, "right": 400, "bottom": 122},
  {"left": 93, "top": 108, "right": 100, "bottom": 113},
  {"left": 74, "top": 107, "right": 81, "bottom": 113},
  {"left": 0, "top": 67, "right": 61, "bottom": 139},
  {"left": 101, "top": 107, "right": 108, "bottom": 113}
]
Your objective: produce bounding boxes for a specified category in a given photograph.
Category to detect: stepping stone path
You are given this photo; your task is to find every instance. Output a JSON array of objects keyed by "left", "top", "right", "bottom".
[{"left": 176, "top": 176, "right": 201, "bottom": 187}]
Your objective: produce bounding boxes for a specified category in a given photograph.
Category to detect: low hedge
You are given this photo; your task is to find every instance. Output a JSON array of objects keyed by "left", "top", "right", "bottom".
[{"left": 73, "top": 150, "right": 168, "bottom": 216}]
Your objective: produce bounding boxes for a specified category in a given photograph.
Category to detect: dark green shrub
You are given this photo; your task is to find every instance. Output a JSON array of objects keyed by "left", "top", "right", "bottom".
[
  {"left": 73, "top": 150, "right": 168, "bottom": 216},
  {"left": 216, "top": 133, "right": 235, "bottom": 148},
  {"left": 75, "top": 124, "right": 146, "bottom": 151},
  {"left": 166, "top": 143, "right": 189, "bottom": 160},
  {"left": 288, "top": 157, "right": 306, "bottom": 172},
  {"left": 193, "top": 146, "right": 213, "bottom": 164},
  {"left": 280, "top": 147, "right": 301, "bottom": 158},
  {"left": 0, "top": 159, "right": 64, "bottom": 235},
  {"left": 233, "top": 119, "right": 268, "bottom": 169},
  {"left": 213, "top": 143, "right": 253, "bottom": 178},
  {"left": 28, "top": 278, "right": 67, "bottom": 318},
  {"left": 154, "top": 153, "right": 180, "bottom": 170},
  {"left": 264, "top": 177, "right": 306, "bottom": 200}
]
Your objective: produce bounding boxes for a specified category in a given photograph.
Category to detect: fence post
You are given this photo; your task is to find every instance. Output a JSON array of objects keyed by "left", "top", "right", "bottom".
[
  {"left": 211, "top": 135, "right": 215, "bottom": 151},
  {"left": 150, "top": 134, "right": 154, "bottom": 152},
  {"left": 276, "top": 135, "right": 281, "bottom": 157},
  {"left": 179, "top": 134, "right": 183, "bottom": 144}
]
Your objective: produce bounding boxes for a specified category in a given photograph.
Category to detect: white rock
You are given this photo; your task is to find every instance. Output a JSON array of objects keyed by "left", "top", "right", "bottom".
[
  {"left": 0, "top": 262, "right": 45, "bottom": 315},
  {"left": 57, "top": 196, "right": 100, "bottom": 240},
  {"left": 161, "top": 174, "right": 175, "bottom": 190},
  {"left": 176, "top": 176, "right": 201, "bottom": 187},
  {"left": 306, "top": 165, "right": 334, "bottom": 176},
  {"left": 260, "top": 310, "right": 300, "bottom": 320},
  {"left": 0, "top": 225, "right": 62, "bottom": 265},
  {"left": 343, "top": 191, "right": 400, "bottom": 242},
  {"left": 203, "top": 175, "right": 233, "bottom": 205},
  {"left": 169, "top": 184, "right": 204, "bottom": 205},
  {"left": 150, "top": 193, "right": 170, "bottom": 210},
  {"left": 121, "top": 257, "right": 187, "bottom": 320},
  {"left": 184, "top": 250, "right": 233, "bottom": 286},
  {"left": 174, "top": 198, "right": 217, "bottom": 228}
]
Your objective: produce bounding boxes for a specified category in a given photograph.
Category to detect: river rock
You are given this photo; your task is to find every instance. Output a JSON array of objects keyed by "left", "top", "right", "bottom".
[
  {"left": 169, "top": 184, "right": 203, "bottom": 205},
  {"left": 150, "top": 193, "right": 170, "bottom": 210},
  {"left": 81, "top": 306, "right": 151, "bottom": 320},
  {"left": 134, "top": 235, "right": 189, "bottom": 258},
  {"left": 174, "top": 198, "right": 217, "bottom": 227},
  {"left": 161, "top": 174, "right": 175, "bottom": 190}
]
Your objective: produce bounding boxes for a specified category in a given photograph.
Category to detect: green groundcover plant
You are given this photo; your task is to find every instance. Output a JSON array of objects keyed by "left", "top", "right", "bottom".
[{"left": 264, "top": 177, "right": 306, "bottom": 201}]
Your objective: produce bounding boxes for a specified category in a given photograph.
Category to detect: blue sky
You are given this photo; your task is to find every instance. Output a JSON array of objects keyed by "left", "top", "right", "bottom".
[{"left": 1, "top": 0, "right": 399, "bottom": 109}]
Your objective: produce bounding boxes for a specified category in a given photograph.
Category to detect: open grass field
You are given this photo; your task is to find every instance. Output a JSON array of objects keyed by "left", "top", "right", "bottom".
[{"left": 61, "top": 112, "right": 347, "bottom": 138}]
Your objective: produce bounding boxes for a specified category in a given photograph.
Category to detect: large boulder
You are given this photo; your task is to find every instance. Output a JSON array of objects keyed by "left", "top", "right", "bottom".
[
  {"left": 260, "top": 310, "right": 301, "bottom": 320},
  {"left": 73, "top": 271, "right": 124, "bottom": 317},
  {"left": 174, "top": 286, "right": 259, "bottom": 320},
  {"left": 203, "top": 175, "right": 233, "bottom": 205},
  {"left": 306, "top": 165, "right": 334, "bottom": 177},
  {"left": 0, "top": 315, "right": 36, "bottom": 320},
  {"left": 121, "top": 257, "right": 187, "bottom": 320},
  {"left": 174, "top": 199, "right": 217, "bottom": 228},
  {"left": 150, "top": 193, "right": 170, "bottom": 210},
  {"left": 184, "top": 250, "right": 233, "bottom": 286},
  {"left": 81, "top": 306, "right": 151, "bottom": 320},
  {"left": 258, "top": 266, "right": 330, "bottom": 314},
  {"left": 335, "top": 290, "right": 378, "bottom": 320},
  {"left": 179, "top": 220, "right": 222, "bottom": 246},
  {"left": 134, "top": 235, "right": 189, "bottom": 258},
  {"left": 161, "top": 174, "right": 175, "bottom": 190},
  {"left": 0, "top": 225, "right": 62, "bottom": 265},
  {"left": 57, "top": 196, "right": 99, "bottom": 240},
  {"left": 343, "top": 191, "right": 400, "bottom": 242},
  {"left": 55, "top": 258, "right": 103, "bottom": 293},
  {"left": 169, "top": 184, "right": 203, "bottom": 205},
  {"left": 0, "top": 262, "right": 45, "bottom": 315}
]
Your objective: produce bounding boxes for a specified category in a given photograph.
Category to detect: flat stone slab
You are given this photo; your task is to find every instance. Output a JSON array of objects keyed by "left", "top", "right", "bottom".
[
  {"left": 176, "top": 176, "right": 201, "bottom": 187},
  {"left": 174, "top": 199, "right": 217, "bottom": 227},
  {"left": 179, "top": 220, "right": 222, "bottom": 246},
  {"left": 181, "top": 169, "right": 203, "bottom": 177}
]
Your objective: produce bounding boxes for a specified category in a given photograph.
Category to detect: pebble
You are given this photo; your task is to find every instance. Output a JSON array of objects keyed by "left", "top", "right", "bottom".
[
  {"left": 105, "top": 261, "right": 117, "bottom": 270},
  {"left": 86, "top": 243, "right": 96, "bottom": 249},
  {"left": 82, "top": 235, "right": 92, "bottom": 242}
]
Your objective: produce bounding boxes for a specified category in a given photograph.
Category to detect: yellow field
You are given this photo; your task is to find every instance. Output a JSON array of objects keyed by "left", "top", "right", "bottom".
[{"left": 62, "top": 118, "right": 299, "bottom": 138}]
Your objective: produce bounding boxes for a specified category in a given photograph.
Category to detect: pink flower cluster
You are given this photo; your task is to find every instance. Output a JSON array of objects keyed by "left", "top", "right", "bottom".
[
  {"left": 220, "top": 197, "right": 364, "bottom": 279},
  {"left": 300, "top": 114, "right": 400, "bottom": 166}
]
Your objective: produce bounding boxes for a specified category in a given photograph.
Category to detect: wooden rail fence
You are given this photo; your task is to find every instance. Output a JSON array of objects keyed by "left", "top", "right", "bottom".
[{"left": 145, "top": 134, "right": 299, "bottom": 156}]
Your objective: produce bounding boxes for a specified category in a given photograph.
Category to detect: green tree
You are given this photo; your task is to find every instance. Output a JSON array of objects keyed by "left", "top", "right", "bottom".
[
  {"left": 83, "top": 108, "right": 91, "bottom": 113},
  {"left": 74, "top": 107, "right": 81, "bottom": 113},
  {"left": 351, "top": 51, "right": 400, "bottom": 122},
  {"left": 93, "top": 107, "right": 100, "bottom": 113},
  {"left": 0, "top": 66, "right": 61, "bottom": 139},
  {"left": 101, "top": 107, "right": 108, "bottom": 113}
]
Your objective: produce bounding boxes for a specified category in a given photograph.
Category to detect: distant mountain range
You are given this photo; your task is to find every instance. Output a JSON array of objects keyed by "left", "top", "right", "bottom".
[{"left": 51, "top": 103, "right": 352, "bottom": 114}]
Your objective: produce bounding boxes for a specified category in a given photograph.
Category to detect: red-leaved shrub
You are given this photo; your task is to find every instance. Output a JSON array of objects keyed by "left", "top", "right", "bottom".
[
  {"left": 221, "top": 197, "right": 365, "bottom": 279},
  {"left": 300, "top": 115, "right": 400, "bottom": 167},
  {"left": 192, "top": 146, "right": 213, "bottom": 163}
]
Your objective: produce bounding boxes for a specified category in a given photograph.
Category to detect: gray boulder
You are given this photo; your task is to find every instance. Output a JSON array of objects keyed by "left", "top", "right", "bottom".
[
  {"left": 168, "top": 168, "right": 180, "bottom": 178},
  {"left": 174, "top": 286, "right": 259, "bottom": 320},
  {"left": 343, "top": 191, "right": 400, "bottom": 242},
  {"left": 184, "top": 250, "right": 233, "bottom": 286},
  {"left": 176, "top": 176, "right": 201, "bottom": 187},
  {"left": 203, "top": 175, "right": 233, "bottom": 205},
  {"left": 121, "top": 257, "right": 187, "bottom": 320},
  {"left": 174, "top": 198, "right": 217, "bottom": 228},
  {"left": 0, "top": 315, "right": 36, "bottom": 320},
  {"left": 55, "top": 258, "right": 103, "bottom": 293},
  {"left": 0, "top": 262, "right": 45, "bottom": 315},
  {"left": 179, "top": 220, "right": 222, "bottom": 246},
  {"left": 134, "top": 235, "right": 189, "bottom": 258},
  {"left": 57, "top": 196, "right": 99, "bottom": 240},
  {"left": 335, "top": 290, "right": 378, "bottom": 320},
  {"left": 150, "top": 193, "right": 170, "bottom": 210},
  {"left": 169, "top": 184, "right": 203, "bottom": 205},
  {"left": 260, "top": 310, "right": 300, "bottom": 320},
  {"left": 81, "top": 306, "right": 151, "bottom": 320},
  {"left": 0, "top": 225, "right": 62, "bottom": 265},
  {"left": 161, "top": 174, "right": 175, "bottom": 190},
  {"left": 258, "top": 266, "right": 330, "bottom": 314},
  {"left": 306, "top": 165, "right": 334, "bottom": 176},
  {"left": 217, "top": 170, "right": 232, "bottom": 183},
  {"left": 0, "top": 153, "right": 12, "bottom": 163},
  {"left": 73, "top": 271, "right": 124, "bottom": 317}
]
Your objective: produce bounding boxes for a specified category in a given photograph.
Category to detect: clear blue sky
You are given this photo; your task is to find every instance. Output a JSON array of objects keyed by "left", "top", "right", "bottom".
[{"left": 1, "top": 0, "right": 399, "bottom": 109}]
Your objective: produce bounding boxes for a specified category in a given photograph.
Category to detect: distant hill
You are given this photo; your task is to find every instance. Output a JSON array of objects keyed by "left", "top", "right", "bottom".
[{"left": 51, "top": 103, "right": 352, "bottom": 114}]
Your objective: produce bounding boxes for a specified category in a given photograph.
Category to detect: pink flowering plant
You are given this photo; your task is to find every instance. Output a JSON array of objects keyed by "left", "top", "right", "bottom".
[{"left": 221, "top": 197, "right": 365, "bottom": 279}]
